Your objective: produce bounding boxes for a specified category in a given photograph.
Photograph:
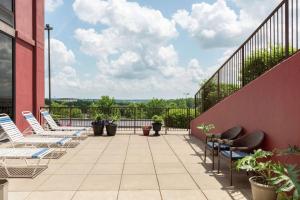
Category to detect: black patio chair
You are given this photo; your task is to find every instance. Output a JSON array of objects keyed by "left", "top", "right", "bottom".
[
  {"left": 204, "top": 126, "right": 243, "bottom": 170},
  {"left": 217, "top": 130, "right": 265, "bottom": 185}
]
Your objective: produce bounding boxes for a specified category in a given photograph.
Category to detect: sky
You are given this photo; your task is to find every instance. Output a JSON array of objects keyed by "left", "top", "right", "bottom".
[{"left": 45, "top": 0, "right": 281, "bottom": 99}]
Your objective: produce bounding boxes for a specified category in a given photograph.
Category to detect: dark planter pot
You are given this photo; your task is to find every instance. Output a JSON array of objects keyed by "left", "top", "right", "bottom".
[
  {"left": 152, "top": 123, "right": 162, "bottom": 136},
  {"left": 92, "top": 121, "right": 104, "bottom": 136},
  {"left": 142, "top": 126, "right": 152, "bottom": 136},
  {"left": 106, "top": 123, "right": 117, "bottom": 136}
]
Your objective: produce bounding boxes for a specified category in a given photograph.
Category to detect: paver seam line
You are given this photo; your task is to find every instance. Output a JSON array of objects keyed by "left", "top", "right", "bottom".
[
  {"left": 147, "top": 136, "right": 163, "bottom": 200},
  {"left": 69, "top": 137, "right": 114, "bottom": 200},
  {"left": 22, "top": 141, "right": 89, "bottom": 200},
  {"left": 116, "top": 135, "right": 131, "bottom": 200},
  {"left": 162, "top": 135, "right": 209, "bottom": 200},
  {"left": 19, "top": 141, "right": 83, "bottom": 199}
]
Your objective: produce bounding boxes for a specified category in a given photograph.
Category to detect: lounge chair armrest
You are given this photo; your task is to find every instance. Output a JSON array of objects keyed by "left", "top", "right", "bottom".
[{"left": 230, "top": 146, "right": 249, "bottom": 151}]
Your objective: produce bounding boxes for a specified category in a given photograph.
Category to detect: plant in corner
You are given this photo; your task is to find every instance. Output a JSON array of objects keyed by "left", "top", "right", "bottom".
[
  {"left": 142, "top": 125, "right": 152, "bottom": 136},
  {"left": 106, "top": 115, "right": 120, "bottom": 136},
  {"left": 236, "top": 148, "right": 300, "bottom": 200},
  {"left": 152, "top": 115, "right": 163, "bottom": 136},
  {"left": 91, "top": 113, "right": 105, "bottom": 136}
]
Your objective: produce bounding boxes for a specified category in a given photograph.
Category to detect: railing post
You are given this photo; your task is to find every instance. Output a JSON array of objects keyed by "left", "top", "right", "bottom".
[
  {"left": 134, "top": 107, "right": 136, "bottom": 134},
  {"left": 69, "top": 107, "right": 72, "bottom": 126},
  {"left": 186, "top": 108, "right": 190, "bottom": 131},
  {"left": 242, "top": 46, "right": 245, "bottom": 86},
  {"left": 165, "top": 108, "right": 169, "bottom": 135},
  {"left": 285, "top": 0, "right": 289, "bottom": 58},
  {"left": 201, "top": 86, "right": 205, "bottom": 113},
  {"left": 194, "top": 94, "right": 197, "bottom": 118},
  {"left": 217, "top": 71, "right": 220, "bottom": 100}
]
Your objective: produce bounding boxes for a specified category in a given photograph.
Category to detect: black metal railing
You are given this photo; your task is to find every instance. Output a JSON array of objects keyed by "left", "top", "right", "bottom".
[
  {"left": 40, "top": 106, "right": 197, "bottom": 134},
  {"left": 195, "top": 0, "right": 300, "bottom": 113}
]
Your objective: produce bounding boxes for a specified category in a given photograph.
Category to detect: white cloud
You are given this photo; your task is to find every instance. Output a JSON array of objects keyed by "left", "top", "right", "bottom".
[
  {"left": 73, "top": 0, "right": 177, "bottom": 39},
  {"left": 48, "top": 0, "right": 281, "bottom": 99},
  {"left": 173, "top": 0, "right": 281, "bottom": 49},
  {"left": 45, "top": 39, "right": 75, "bottom": 68},
  {"left": 45, "top": 0, "right": 63, "bottom": 12},
  {"left": 45, "top": 39, "right": 84, "bottom": 97}
]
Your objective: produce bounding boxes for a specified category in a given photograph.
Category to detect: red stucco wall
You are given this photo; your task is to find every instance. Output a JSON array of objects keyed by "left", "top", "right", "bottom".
[
  {"left": 14, "top": 0, "right": 44, "bottom": 130},
  {"left": 191, "top": 51, "right": 300, "bottom": 155}
]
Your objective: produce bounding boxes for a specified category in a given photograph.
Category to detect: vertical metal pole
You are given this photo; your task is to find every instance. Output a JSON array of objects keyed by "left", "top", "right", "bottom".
[
  {"left": 69, "top": 107, "right": 72, "bottom": 126},
  {"left": 48, "top": 30, "right": 51, "bottom": 106},
  {"left": 45, "top": 24, "right": 53, "bottom": 108},
  {"left": 134, "top": 107, "right": 136, "bottom": 134},
  {"left": 217, "top": 71, "right": 220, "bottom": 100},
  {"left": 285, "top": 0, "right": 289, "bottom": 58},
  {"left": 194, "top": 94, "right": 197, "bottom": 117},
  {"left": 165, "top": 108, "right": 169, "bottom": 135},
  {"left": 242, "top": 46, "right": 245, "bottom": 86}
]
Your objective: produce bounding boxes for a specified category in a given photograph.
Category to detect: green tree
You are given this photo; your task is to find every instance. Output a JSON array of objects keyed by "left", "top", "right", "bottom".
[{"left": 94, "top": 96, "right": 116, "bottom": 108}]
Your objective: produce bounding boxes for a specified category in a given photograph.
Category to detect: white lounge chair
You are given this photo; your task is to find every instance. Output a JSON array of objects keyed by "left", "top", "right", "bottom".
[
  {"left": 0, "top": 148, "right": 54, "bottom": 178},
  {"left": 0, "top": 114, "right": 72, "bottom": 150},
  {"left": 22, "top": 111, "right": 85, "bottom": 139},
  {"left": 40, "top": 109, "right": 89, "bottom": 132}
]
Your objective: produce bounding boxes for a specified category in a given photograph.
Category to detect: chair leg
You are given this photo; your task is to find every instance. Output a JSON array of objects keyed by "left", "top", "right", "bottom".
[
  {"left": 230, "top": 159, "right": 233, "bottom": 186},
  {"left": 230, "top": 162, "right": 233, "bottom": 186},
  {"left": 217, "top": 146, "right": 221, "bottom": 174},
  {"left": 204, "top": 145, "right": 207, "bottom": 163},
  {"left": 212, "top": 149, "right": 215, "bottom": 170}
]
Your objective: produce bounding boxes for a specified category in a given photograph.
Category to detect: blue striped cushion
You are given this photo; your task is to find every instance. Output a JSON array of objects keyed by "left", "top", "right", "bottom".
[
  {"left": 221, "top": 150, "right": 249, "bottom": 160},
  {"left": 0, "top": 117, "right": 12, "bottom": 123},
  {"left": 32, "top": 148, "right": 49, "bottom": 158},
  {"left": 73, "top": 130, "right": 82, "bottom": 136},
  {"left": 207, "top": 142, "right": 230, "bottom": 150},
  {"left": 57, "top": 138, "right": 70, "bottom": 145}
]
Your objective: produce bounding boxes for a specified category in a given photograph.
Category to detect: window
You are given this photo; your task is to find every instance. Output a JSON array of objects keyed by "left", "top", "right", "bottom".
[
  {"left": 0, "top": 0, "right": 12, "bottom": 11},
  {"left": 0, "top": 0, "right": 14, "bottom": 26},
  {"left": 0, "top": 32, "right": 13, "bottom": 118}
]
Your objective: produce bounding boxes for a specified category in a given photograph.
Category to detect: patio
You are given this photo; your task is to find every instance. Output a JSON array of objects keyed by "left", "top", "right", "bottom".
[{"left": 6, "top": 133, "right": 251, "bottom": 200}]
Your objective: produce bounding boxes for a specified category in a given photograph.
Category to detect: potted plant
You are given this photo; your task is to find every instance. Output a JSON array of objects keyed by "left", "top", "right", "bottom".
[
  {"left": 152, "top": 115, "right": 163, "bottom": 136},
  {"left": 236, "top": 149, "right": 277, "bottom": 200},
  {"left": 91, "top": 113, "right": 105, "bottom": 136},
  {"left": 197, "top": 123, "right": 215, "bottom": 136},
  {"left": 106, "top": 115, "right": 119, "bottom": 136},
  {"left": 142, "top": 125, "right": 152, "bottom": 136},
  {"left": 236, "top": 148, "right": 300, "bottom": 200}
]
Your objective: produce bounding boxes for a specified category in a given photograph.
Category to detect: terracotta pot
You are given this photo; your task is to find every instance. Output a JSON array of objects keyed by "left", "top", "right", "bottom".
[
  {"left": 249, "top": 176, "right": 277, "bottom": 200},
  {"left": 142, "top": 126, "right": 151, "bottom": 136}
]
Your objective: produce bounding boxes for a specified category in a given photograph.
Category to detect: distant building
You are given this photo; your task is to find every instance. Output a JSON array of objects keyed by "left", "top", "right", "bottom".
[{"left": 0, "top": 0, "right": 45, "bottom": 130}]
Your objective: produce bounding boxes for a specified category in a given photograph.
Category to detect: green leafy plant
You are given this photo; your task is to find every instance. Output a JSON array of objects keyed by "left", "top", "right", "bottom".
[
  {"left": 236, "top": 149, "right": 274, "bottom": 184},
  {"left": 110, "top": 114, "right": 120, "bottom": 123},
  {"left": 163, "top": 109, "right": 194, "bottom": 129},
  {"left": 236, "top": 148, "right": 300, "bottom": 199},
  {"left": 94, "top": 113, "right": 104, "bottom": 122},
  {"left": 197, "top": 123, "right": 215, "bottom": 135},
  {"left": 152, "top": 115, "right": 163, "bottom": 124},
  {"left": 242, "top": 46, "right": 295, "bottom": 85}
]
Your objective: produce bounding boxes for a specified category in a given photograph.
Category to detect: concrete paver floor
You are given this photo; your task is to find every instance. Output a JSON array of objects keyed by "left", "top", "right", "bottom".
[{"left": 6, "top": 133, "right": 252, "bottom": 200}]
